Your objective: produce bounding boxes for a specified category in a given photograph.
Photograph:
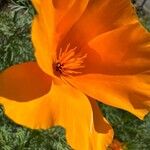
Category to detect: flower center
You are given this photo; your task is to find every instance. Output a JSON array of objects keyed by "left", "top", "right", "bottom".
[{"left": 54, "top": 44, "right": 87, "bottom": 76}]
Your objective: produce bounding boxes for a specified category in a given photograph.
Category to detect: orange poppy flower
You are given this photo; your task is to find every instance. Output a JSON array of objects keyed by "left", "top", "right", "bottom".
[{"left": 0, "top": 0, "right": 150, "bottom": 149}]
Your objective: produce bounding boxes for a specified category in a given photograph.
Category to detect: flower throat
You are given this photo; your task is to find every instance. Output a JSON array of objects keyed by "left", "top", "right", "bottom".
[{"left": 54, "top": 44, "right": 87, "bottom": 76}]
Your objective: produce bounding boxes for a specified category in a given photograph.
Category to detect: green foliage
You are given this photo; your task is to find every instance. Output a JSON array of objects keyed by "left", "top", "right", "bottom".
[
  {"left": 134, "top": 0, "right": 150, "bottom": 31},
  {"left": 141, "top": 17, "right": 150, "bottom": 32},
  {"left": 0, "top": 0, "right": 35, "bottom": 71},
  {"left": 0, "top": 0, "right": 150, "bottom": 150}
]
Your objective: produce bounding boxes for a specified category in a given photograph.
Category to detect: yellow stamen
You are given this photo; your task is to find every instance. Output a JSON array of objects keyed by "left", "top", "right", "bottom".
[{"left": 54, "top": 44, "right": 87, "bottom": 76}]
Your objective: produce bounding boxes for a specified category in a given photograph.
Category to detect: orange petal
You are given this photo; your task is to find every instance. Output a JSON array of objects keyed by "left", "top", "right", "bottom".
[
  {"left": 0, "top": 62, "right": 51, "bottom": 101},
  {"left": 89, "top": 100, "right": 114, "bottom": 150},
  {"left": 32, "top": 16, "right": 54, "bottom": 76},
  {"left": 65, "top": 73, "right": 150, "bottom": 120},
  {"left": 50, "top": 80, "right": 113, "bottom": 149},
  {"left": 61, "top": 0, "right": 138, "bottom": 46},
  {"left": 31, "top": 6, "right": 56, "bottom": 76},
  {"left": 0, "top": 79, "right": 113, "bottom": 149},
  {"left": 31, "top": 0, "right": 89, "bottom": 75},
  {"left": 54, "top": 0, "right": 89, "bottom": 39},
  {"left": 0, "top": 95, "right": 53, "bottom": 128},
  {"left": 87, "top": 22, "right": 150, "bottom": 75}
]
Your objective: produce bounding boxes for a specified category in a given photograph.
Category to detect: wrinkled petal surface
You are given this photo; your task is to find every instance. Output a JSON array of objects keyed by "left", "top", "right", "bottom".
[
  {"left": 0, "top": 80, "right": 113, "bottom": 149},
  {"left": 0, "top": 62, "right": 51, "bottom": 101},
  {"left": 61, "top": 0, "right": 138, "bottom": 47},
  {"left": 63, "top": 17, "right": 150, "bottom": 120},
  {"left": 53, "top": 0, "right": 89, "bottom": 39},
  {"left": 86, "top": 22, "right": 150, "bottom": 75}
]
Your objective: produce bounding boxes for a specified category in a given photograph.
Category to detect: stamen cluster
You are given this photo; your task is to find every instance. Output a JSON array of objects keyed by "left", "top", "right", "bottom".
[{"left": 54, "top": 44, "right": 87, "bottom": 76}]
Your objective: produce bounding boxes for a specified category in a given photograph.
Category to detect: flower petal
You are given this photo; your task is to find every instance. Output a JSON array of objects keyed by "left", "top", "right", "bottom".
[
  {"left": 65, "top": 73, "right": 150, "bottom": 120},
  {"left": 50, "top": 80, "right": 113, "bottom": 149},
  {"left": 0, "top": 62, "right": 51, "bottom": 101},
  {"left": 31, "top": 0, "right": 89, "bottom": 75},
  {"left": 89, "top": 100, "right": 114, "bottom": 150},
  {"left": 0, "top": 95, "right": 54, "bottom": 128},
  {"left": 0, "top": 79, "right": 113, "bottom": 149},
  {"left": 53, "top": 0, "right": 89, "bottom": 39},
  {"left": 61, "top": 0, "right": 138, "bottom": 46},
  {"left": 32, "top": 16, "right": 55, "bottom": 76},
  {"left": 31, "top": 1, "right": 56, "bottom": 76},
  {"left": 82, "top": 22, "right": 150, "bottom": 75}
]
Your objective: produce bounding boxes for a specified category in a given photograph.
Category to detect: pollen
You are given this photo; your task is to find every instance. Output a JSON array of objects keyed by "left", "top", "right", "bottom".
[{"left": 54, "top": 44, "right": 87, "bottom": 76}]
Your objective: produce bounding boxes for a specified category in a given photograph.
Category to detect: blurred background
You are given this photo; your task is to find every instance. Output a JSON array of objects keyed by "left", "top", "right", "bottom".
[{"left": 0, "top": 0, "right": 150, "bottom": 149}]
